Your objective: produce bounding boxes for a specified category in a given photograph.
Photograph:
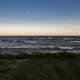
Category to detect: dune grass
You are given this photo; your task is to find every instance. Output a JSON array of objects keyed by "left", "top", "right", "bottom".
[{"left": 0, "top": 52, "right": 80, "bottom": 80}]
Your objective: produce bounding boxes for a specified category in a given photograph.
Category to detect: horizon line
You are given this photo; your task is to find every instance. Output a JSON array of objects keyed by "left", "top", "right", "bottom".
[{"left": 0, "top": 35, "right": 80, "bottom": 37}]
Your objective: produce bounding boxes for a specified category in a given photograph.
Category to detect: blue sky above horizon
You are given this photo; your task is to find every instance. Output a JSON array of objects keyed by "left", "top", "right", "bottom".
[{"left": 0, "top": 0, "right": 80, "bottom": 35}]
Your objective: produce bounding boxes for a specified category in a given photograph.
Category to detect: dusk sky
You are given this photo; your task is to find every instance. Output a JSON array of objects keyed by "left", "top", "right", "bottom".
[{"left": 0, "top": 0, "right": 80, "bottom": 36}]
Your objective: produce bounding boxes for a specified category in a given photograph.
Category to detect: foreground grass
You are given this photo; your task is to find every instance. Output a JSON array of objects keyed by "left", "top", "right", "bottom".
[{"left": 0, "top": 53, "right": 80, "bottom": 80}]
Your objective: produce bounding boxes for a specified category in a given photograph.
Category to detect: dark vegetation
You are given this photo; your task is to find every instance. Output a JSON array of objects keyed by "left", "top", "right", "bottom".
[{"left": 0, "top": 52, "right": 80, "bottom": 80}]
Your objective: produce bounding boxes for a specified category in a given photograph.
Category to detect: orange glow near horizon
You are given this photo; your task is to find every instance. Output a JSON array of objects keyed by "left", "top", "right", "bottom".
[{"left": 0, "top": 23, "right": 80, "bottom": 36}]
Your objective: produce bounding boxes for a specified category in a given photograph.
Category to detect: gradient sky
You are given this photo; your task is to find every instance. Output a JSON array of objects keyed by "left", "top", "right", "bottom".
[{"left": 0, "top": 0, "right": 80, "bottom": 36}]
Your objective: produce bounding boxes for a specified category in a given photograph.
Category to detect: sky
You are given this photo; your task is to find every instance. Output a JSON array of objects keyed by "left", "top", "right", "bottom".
[{"left": 0, "top": 0, "right": 80, "bottom": 36}]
